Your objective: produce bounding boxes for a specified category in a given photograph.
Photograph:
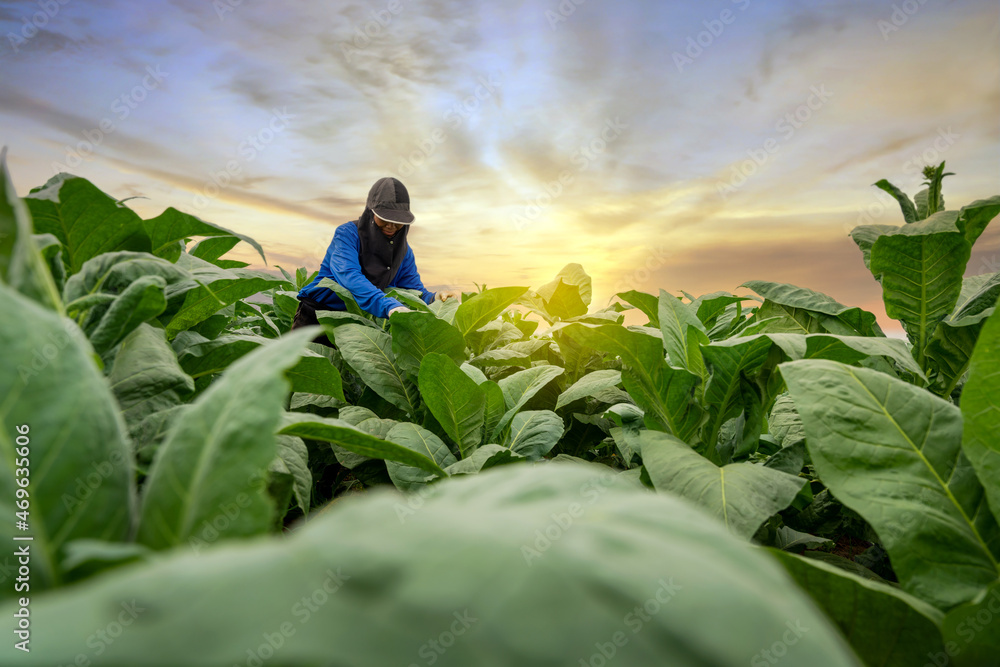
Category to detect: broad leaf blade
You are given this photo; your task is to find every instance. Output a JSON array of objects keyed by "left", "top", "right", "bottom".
[
  {"left": 332, "top": 324, "right": 419, "bottom": 415},
  {"left": 190, "top": 236, "right": 241, "bottom": 264},
  {"left": 389, "top": 311, "right": 466, "bottom": 376},
  {"left": 926, "top": 308, "right": 994, "bottom": 397},
  {"left": 144, "top": 207, "right": 265, "bottom": 264},
  {"left": 494, "top": 365, "right": 564, "bottom": 435},
  {"left": 109, "top": 324, "right": 194, "bottom": 429},
  {"left": 955, "top": 196, "right": 1000, "bottom": 246},
  {"left": 25, "top": 173, "right": 150, "bottom": 273},
  {"left": 384, "top": 422, "right": 457, "bottom": 490},
  {"left": 138, "top": 329, "right": 316, "bottom": 550},
  {"left": 164, "top": 271, "right": 285, "bottom": 339},
  {"left": 285, "top": 353, "right": 345, "bottom": 401},
  {"left": 0, "top": 283, "right": 135, "bottom": 593},
  {"left": 279, "top": 414, "right": 448, "bottom": 477},
  {"left": 418, "top": 353, "right": 486, "bottom": 458},
  {"left": 0, "top": 150, "right": 63, "bottom": 312},
  {"left": 555, "top": 369, "right": 622, "bottom": 410},
  {"left": 782, "top": 359, "right": 1000, "bottom": 609},
  {"left": 961, "top": 306, "right": 1000, "bottom": 524},
  {"left": 453, "top": 286, "right": 528, "bottom": 336},
  {"left": 88, "top": 275, "right": 167, "bottom": 354},
  {"left": 742, "top": 281, "right": 883, "bottom": 337},
  {"left": 0, "top": 465, "right": 861, "bottom": 667},
  {"left": 639, "top": 431, "right": 804, "bottom": 539},
  {"left": 658, "top": 289, "right": 708, "bottom": 376},
  {"left": 274, "top": 435, "right": 311, "bottom": 513},
  {"left": 773, "top": 550, "right": 946, "bottom": 667},
  {"left": 941, "top": 581, "right": 1000, "bottom": 666},
  {"left": 562, "top": 323, "right": 702, "bottom": 441},
  {"left": 615, "top": 289, "right": 659, "bottom": 326},
  {"left": 505, "top": 410, "right": 563, "bottom": 460},
  {"left": 873, "top": 179, "right": 918, "bottom": 223}
]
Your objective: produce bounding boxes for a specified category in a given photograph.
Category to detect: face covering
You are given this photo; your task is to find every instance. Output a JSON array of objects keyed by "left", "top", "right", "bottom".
[{"left": 353, "top": 207, "right": 409, "bottom": 290}]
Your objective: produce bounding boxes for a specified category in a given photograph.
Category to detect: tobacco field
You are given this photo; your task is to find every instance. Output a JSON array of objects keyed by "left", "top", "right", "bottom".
[{"left": 2, "top": 150, "right": 1000, "bottom": 666}]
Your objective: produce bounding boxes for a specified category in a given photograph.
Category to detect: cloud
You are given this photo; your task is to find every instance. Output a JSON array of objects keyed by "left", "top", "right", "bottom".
[
  {"left": 0, "top": 86, "right": 172, "bottom": 161},
  {"left": 101, "top": 154, "right": 339, "bottom": 224}
]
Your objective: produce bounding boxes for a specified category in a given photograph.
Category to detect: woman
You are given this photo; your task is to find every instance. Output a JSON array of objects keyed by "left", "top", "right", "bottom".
[{"left": 292, "top": 177, "right": 457, "bottom": 346}]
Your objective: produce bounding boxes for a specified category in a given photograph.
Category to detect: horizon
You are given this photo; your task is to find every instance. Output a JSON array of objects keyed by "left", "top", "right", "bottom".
[{"left": 2, "top": 0, "right": 998, "bottom": 333}]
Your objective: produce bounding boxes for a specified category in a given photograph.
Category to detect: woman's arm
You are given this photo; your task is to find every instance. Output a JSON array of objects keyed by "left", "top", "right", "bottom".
[
  {"left": 391, "top": 246, "right": 435, "bottom": 304},
  {"left": 330, "top": 224, "right": 405, "bottom": 318}
]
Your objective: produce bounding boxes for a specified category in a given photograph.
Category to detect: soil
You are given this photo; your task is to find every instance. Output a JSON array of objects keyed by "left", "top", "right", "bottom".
[{"left": 829, "top": 534, "right": 871, "bottom": 560}]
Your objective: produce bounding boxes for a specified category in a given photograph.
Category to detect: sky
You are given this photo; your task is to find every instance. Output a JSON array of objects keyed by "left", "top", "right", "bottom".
[{"left": 1, "top": 0, "right": 998, "bottom": 333}]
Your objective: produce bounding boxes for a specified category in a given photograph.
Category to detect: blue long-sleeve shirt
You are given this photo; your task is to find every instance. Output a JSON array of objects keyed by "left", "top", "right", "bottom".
[{"left": 297, "top": 221, "right": 435, "bottom": 319}]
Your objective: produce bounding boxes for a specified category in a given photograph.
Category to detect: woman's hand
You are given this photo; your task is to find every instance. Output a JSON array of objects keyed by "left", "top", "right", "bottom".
[
  {"left": 435, "top": 290, "right": 461, "bottom": 302},
  {"left": 388, "top": 306, "right": 412, "bottom": 317}
]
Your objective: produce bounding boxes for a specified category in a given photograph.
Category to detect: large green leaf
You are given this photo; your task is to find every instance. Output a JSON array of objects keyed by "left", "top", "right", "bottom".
[
  {"left": 62, "top": 251, "right": 191, "bottom": 305},
  {"left": 873, "top": 178, "right": 918, "bottom": 224},
  {"left": 781, "top": 359, "right": 1000, "bottom": 609},
  {"left": 712, "top": 332, "right": 924, "bottom": 381},
  {"left": 384, "top": 421, "right": 457, "bottom": 490},
  {"left": 25, "top": 173, "right": 150, "bottom": 273},
  {"left": 429, "top": 293, "right": 460, "bottom": 322},
  {"left": 278, "top": 414, "right": 448, "bottom": 477},
  {"left": 940, "top": 580, "right": 1000, "bottom": 666},
  {"left": 316, "top": 277, "right": 366, "bottom": 317},
  {"left": 955, "top": 196, "right": 1000, "bottom": 246},
  {"left": 773, "top": 550, "right": 946, "bottom": 667},
  {"left": 961, "top": 306, "right": 1000, "bottom": 524},
  {"left": 109, "top": 324, "right": 195, "bottom": 429},
  {"left": 742, "top": 281, "right": 883, "bottom": 337},
  {"left": 175, "top": 332, "right": 269, "bottom": 379},
  {"left": 700, "top": 336, "right": 772, "bottom": 457},
  {"left": 494, "top": 364, "right": 564, "bottom": 436},
  {"left": 325, "top": 407, "right": 391, "bottom": 469},
  {"left": 505, "top": 410, "right": 563, "bottom": 460},
  {"left": 482, "top": 380, "right": 506, "bottom": 445},
  {"left": 453, "top": 286, "right": 528, "bottom": 336},
  {"left": 0, "top": 464, "right": 861, "bottom": 667},
  {"left": 547, "top": 263, "right": 592, "bottom": 306},
  {"left": 850, "top": 224, "right": 898, "bottom": 270},
  {"left": 137, "top": 329, "right": 315, "bottom": 550},
  {"left": 272, "top": 434, "right": 311, "bottom": 514},
  {"left": 951, "top": 273, "right": 1000, "bottom": 321},
  {"left": 926, "top": 308, "right": 994, "bottom": 397},
  {"left": 562, "top": 323, "right": 703, "bottom": 442},
  {"left": 189, "top": 235, "right": 241, "bottom": 264},
  {"left": 285, "top": 352, "right": 345, "bottom": 401},
  {"left": 498, "top": 364, "right": 564, "bottom": 411},
  {"left": 534, "top": 264, "right": 592, "bottom": 320},
  {"left": 164, "top": 270, "right": 285, "bottom": 338},
  {"left": 867, "top": 213, "right": 971, "bottom": 363},
  {"left": 658, "top": 290, "right": 708, "bottom": 377},
  {"left": 332, "top": 323, "right": 419, "bottom": 415},
  {"left": 444, "top": 444, "right": 520, "bottom": 475},
  {"left": 389, "top": 311, "right": 466, "bottom": 375},
  {"left": 0, "top": 150, "right": 63, "bottom": 313},
  {"left": 386, "top": 286, "right": 433, "bottom": 313},
  {"left": 555, "top": 369, "right": 622, "bottom": 410},
  {"left": 616, "top": 289, "right": 659, "bottom": 326},
  {"left": 470, "top": 348, "right": 531, "bottom": 368},
  {"left": 0, "top": 283, "right": 134, "bottom": 594},
  {"left": 639, "top": 431, "right": 804, "bottom": 539},
  {"left": 88, "top": 274, "right": 167, "bottom": 354},
  {"left": 769, "top": 393, "right": 805, "bottom": 448},
  {"left": 418, "top": 353, "right": 486, "bottom": 458},
  {"left": 144, "top": 207, "right": 265, "bottom": 264}
]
